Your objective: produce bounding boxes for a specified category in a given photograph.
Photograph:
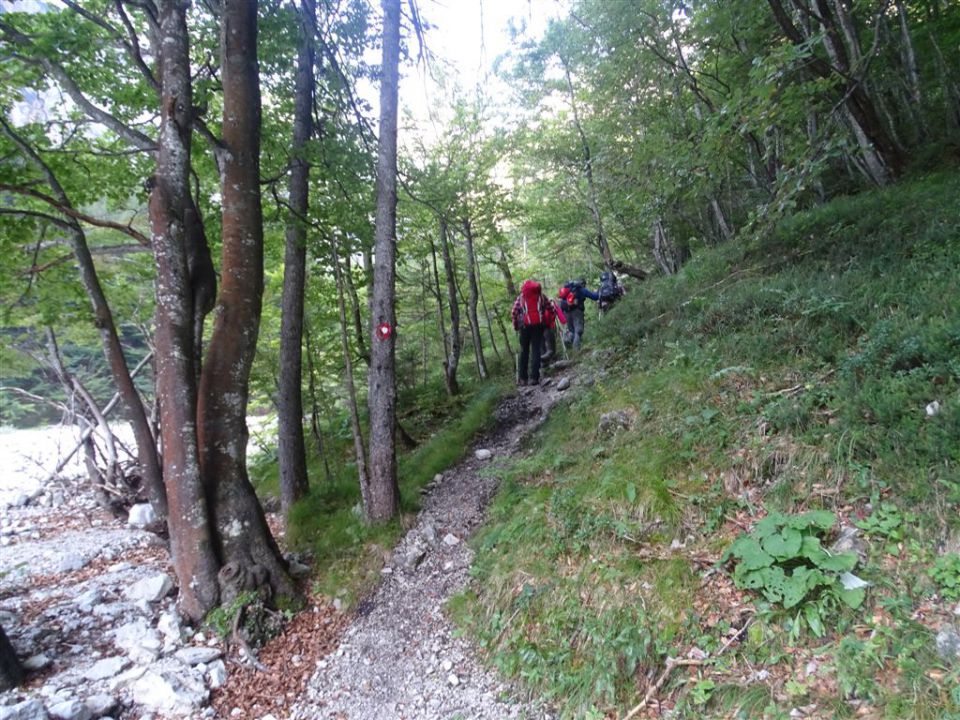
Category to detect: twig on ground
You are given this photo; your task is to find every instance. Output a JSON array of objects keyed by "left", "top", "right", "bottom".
[{"left": 620, "top": 658, "right": 704, "bottom": 720}]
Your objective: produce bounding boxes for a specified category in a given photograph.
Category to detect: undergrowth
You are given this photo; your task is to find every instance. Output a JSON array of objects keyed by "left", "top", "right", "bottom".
[
  {"left": 451, "top": 171, "right": 960, "bottom": 719},
  {"left": 269, "top": 376, "right": 508, "bottom": 607}
]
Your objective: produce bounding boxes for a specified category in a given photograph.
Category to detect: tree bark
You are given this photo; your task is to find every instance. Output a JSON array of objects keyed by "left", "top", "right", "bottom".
[
  {"left": 365, "top": 0, "right": 402, "bottom": 523},
  {"left": 438, "top": 217, "right": 461, "bottom": 396},
  {"left": 460, "top": 219, "right": 488, "bottom": 380},
  {"left": 652, "top": 218, "right": 687, "bottom": 276},
  {"left": 277, "top": 0, "right": 316, "bottom": 516},
  {"left": 151, "top": 0, "right": 219, "bottom": 622},
  {"left": 196, "top": 0, "right": 297, "bottom": 607}
]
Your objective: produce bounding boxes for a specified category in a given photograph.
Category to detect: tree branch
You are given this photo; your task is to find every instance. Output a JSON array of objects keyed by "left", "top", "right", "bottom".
[{"left": 0, "top": 183, "right": 150, "bottom": 246}]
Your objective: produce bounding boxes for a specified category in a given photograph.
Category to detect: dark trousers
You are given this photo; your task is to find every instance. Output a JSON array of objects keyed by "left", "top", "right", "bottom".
[
  {"left": 567, "top": 306, "right": 585, "bottom": 348},
  {"left": 518, "top": 324, "right": 545, "bottom": 383},
  {"left": 542, "top": 326, "right": 557, "bottom": 362}
]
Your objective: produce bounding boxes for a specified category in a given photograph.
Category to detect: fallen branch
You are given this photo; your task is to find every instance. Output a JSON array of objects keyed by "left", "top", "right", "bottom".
[{"left": 620, "top": 658, "right": 704, "bottom": 720}]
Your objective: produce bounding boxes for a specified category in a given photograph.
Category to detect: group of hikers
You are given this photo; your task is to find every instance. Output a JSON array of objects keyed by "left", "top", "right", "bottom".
[{"left": 511, "top": 271, "right": 624, "bottom": 386}]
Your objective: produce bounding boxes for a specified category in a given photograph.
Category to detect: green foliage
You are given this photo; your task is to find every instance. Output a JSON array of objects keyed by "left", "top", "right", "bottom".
[
  {"left": 723, "top": 511, "right": 864, "bottom": 632},
  {"left": 205, "top": 591, "right": 258, "bottom": 639},
  {"left": 928, "top": 554, "right": 960, "bottom": 601}
]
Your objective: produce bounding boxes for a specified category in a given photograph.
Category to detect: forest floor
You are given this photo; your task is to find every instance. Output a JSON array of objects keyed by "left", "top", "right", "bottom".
[{"left": 217, "top": 371, "right": 571, "bottom": 720}]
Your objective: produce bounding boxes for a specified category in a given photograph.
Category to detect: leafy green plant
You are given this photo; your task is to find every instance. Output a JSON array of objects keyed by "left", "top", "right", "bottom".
[
  {"left": 856, "top": 502, "right": 915, "bottom": 554},
  {"left": 928, "top": 553, "right": 960, "bottom": 601},
  {"left": 723, "top": 511, "right": 865, "bottom": 631}
]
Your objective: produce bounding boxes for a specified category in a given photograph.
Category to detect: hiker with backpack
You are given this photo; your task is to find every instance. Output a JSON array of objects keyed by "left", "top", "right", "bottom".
[
  {"left": 541, "top": 297, "right": 567, "bottom": 365},
  {"left": 557, "top": 278, "right": 600, "bottom": 349},
  {"left": 511, "top": 279, "right": 551, "bottom": 386},
  {"left": 597, "top": 270, "right": 625, "bottom": 315}
]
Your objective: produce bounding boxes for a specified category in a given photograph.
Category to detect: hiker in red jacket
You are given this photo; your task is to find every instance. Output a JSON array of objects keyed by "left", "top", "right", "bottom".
[
  {"left": 511, "top": 279, "right": 550, "bottom": 386},
  {"left": 541, "top": 298, "right": 567, "bottom": 365}
]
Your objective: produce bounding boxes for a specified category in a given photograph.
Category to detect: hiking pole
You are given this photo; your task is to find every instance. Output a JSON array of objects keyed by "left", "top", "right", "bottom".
[{"left": 559, "top": 325, "right": 569, "bottom": 360}]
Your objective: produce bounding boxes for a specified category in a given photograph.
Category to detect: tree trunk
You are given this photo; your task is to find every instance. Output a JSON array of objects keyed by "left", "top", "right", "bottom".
[
  {"left": 460, "top": 218, "right": 488, "bottom": 380},
  {"left": 197, "top": 0, "right": 296, "bottom": 608},
  {"left": 894, "top": 0, "right": 921, "bottom": 104},
  {"left": 365, "top": 0, "right": 402, "bottom": 523},
  {"left": 767, "top": 0, "right": 905, "bottom": 183},
  {"left": 477, "top": 268, "right": 501, "bottom": 361},
  {"left": 652, "top": 218, "right": 687, "bottom": 276},
  {"left": 495, "top": 249, "right": 518, "bottom": 297},
  {"left": 304, "top": 325, "right": 333, "bottom": 482},
  {"left": 277, "top": 0, "right": 315, "bottom": 516},
  {"left": 344, "top": 252, "right": 370, "bottom": 366},
  {"left": 438, "top": 217, "right": 461, "bottom": 396},
  {"left": 151, "top": 0, "right": 219, "bottom": 622},
  {"left": 332, "top": 237, "right": 371, "bottom": 507},
  {"left": 0, "top": 625, "right": 23, "bottom": 691},
  {"left": 0, "top": 118, "right": 166, "bottom": 519},
  {"left": 428, "top": 234, "right": 450, "bottom": 369}
]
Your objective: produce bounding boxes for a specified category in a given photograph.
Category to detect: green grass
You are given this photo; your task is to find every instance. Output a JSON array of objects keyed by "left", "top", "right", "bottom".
[{"left": 451, "top": 170, "right": 960, "bottom": 719}]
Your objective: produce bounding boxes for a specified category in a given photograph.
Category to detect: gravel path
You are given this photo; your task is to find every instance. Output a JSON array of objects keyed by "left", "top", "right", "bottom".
[{"left": 290, "top": 378, "right": 569, "bottom": 720}]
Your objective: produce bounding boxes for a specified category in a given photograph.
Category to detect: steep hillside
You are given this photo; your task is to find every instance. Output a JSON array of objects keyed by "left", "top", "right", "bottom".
[{"left": 451, "top": 171, "right": 960, "bottom": 719}]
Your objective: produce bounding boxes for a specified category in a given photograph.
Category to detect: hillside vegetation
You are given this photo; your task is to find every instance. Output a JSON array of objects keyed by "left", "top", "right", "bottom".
[{"left": 449, "top": 170, "right": 960, "bottom": 719}]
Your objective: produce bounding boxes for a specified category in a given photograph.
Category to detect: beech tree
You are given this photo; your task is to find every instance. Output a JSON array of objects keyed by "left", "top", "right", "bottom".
[
  {"left": 365, "top": 0, "right": 402, "bottom": 523},
  {"left": 277, "top": 0, "right": 317, "bottom": 515}
]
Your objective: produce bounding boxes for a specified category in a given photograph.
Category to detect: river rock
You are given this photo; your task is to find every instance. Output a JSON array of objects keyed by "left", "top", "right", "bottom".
[
  {"left": 74, "top": 588, "right": 103, "bottom": 612},
  {"left": 174, "top": 647, "right": 222, "bottom": 666},
  {"left": 127, "top": 504, "right": 157, "bottom": 529},
  {"left": 205, "top": 660, "right": 227, "bottom": 689},
  {"left": 474, "top": 449, "right": 492, "bottom": 461},
  {"left": 936, "top": 628, "right": 960, "bottom": 664},
  {"left": 130, "top": 664, "right": 209, "bottom": 717},
  {"left": 125, "top": 574, "right": 173, "bottom": 604},
  {"left": 84, "top": 656, "right": 129, "bottom": 681},
  {"left": 47, "top": 699, "right": 91, "bottom": 720},
  {"left": 0, "top": 699, "right": 48, "bottom": 720},
  {"left": 112, "top": 619, "right": 162, "bottom": 663},
  {"left": 22, "top": 653, "right": 52, "bottom": 672},
  {"left": 56, "top": 553, "right": 87, "bottom": 573},
  {"left": 83, "top": 695, "right": 117, "bottom": 718}
]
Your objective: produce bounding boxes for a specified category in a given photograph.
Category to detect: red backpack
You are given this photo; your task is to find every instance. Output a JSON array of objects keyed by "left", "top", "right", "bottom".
[{"left": 518, "top": 280, "right": 544, "bottom": 327}]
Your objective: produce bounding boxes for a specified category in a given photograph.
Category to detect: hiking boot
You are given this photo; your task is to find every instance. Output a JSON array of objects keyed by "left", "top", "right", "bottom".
[
  {"left": 518, "top": 379, "right": 527, "bottom": 387},
  {"left": 529, "top": 378, "right": 540, "bottom": 386}
]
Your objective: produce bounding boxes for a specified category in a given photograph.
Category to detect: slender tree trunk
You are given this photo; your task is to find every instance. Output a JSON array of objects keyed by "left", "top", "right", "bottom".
[
  {"left": 151, "top": 0, "right": 219, "bottom": 622},
  {"left": 197, "top": 0, "right": 296, "bottom": 605},
  {"left": 344, "top": 253, "right": 370, "bottom": 365},
  {"left": 438, "top": 218, "right": 461, "bottom": 396},
  {"left": 332, "top": 237, "right": 370, "bottom": 507},
  {"left": 365, "top": 0, "right": 402, "bottom": 523},
  {"left": 0, "top": 119, "right": 166, "bottom": 519},
  {"left": 652, "top": 218, "right": 687, "bottom": 276},
  {"left": 304, "top": 325, "right": 332, "bottom": 483},
  {"left": 895, "top": 0, "right": 921, "bottom": 104},
  {"left": 477, "top": 268, "right": 501, "bottom": 361},
  {"left": 277, "top": 0, "right": 316, "bottom": 516},
  {"left": 428, "top": 235, "right": 450, "bottom": 366},
  {"left": 461, "top": 219, "right": 488, "bottom": 380},
  {"left": 495, "top": 250, "right": 518, "bottom": 297}
]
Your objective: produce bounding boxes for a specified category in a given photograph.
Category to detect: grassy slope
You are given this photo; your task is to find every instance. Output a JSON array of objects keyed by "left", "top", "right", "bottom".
[{"left": 450, "top": 171, "right": 960, "bottom": 719}]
